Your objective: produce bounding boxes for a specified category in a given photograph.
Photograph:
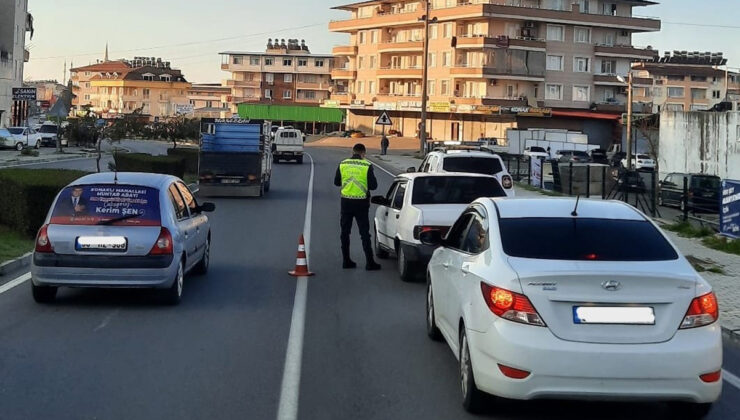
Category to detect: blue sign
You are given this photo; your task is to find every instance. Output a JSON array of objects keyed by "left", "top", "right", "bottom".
[{"left": 720, "top": 179, "right": 740, "bottom": 239}]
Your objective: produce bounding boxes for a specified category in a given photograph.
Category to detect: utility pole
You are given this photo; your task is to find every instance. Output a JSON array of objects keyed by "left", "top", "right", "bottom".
[
  {"left": 418, "top": 0, "right": 436, "bottom": 154},
  {"left": 626, "top": 71, "right": 633, "bottom": 170}
]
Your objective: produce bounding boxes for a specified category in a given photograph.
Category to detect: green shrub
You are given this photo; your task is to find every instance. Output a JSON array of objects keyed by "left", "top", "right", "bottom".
[
  {"left": 167, "top": 148, "right": 199, "bottom": 174},
  {"left": 114, "top": 153, "right": 186, "bottom": 179},
  {"left": 20, "top": 148, "right": 39, "bottom": 157},
  {"left": 0, "top": 169, "right": 90, "bottom": 237}
]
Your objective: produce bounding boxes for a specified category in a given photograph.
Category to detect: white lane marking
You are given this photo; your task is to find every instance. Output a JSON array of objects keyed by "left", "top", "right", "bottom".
[
  {"left": 723, "top": 369, "right": 740, "bottom": 389},
  {"left": 93, "top": 308, "right": 120, "bottom": 332},
  {"left": 0, "top": 272, "right": 31, "bottom": 295},
  {"left": 276, "top": 153, "right": 314, "bottom": 420},
  {"left": 370, "top": 159, "right": 398, "bottom": 178}
]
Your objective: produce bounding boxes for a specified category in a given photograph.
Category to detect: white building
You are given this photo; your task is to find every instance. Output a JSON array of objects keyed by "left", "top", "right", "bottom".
[{"left": 0, "top": 0, "right": 32, "bottom": 127}]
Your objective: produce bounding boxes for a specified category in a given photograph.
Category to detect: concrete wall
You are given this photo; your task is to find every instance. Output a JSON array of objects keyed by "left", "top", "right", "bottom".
[
  {"left": 659, "top": 111, "right": 740, "bottom": 180},
  {"left": 0, "top": 0, "right": 27, "bottom": 127}
]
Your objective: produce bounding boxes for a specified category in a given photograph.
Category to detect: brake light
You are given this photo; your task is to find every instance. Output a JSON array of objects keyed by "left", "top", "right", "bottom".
[
  {"left": 680, "top": 292, "right": 718, "bottom": 329},
  {"left": 480, "top": 283, "right": 545, "bottom": 327},
  {"left": 699, "top": 370, "right": 722, "bottom": 383},
  {"left": 149, "top": 227, "right": 174, "bottom": 255},
  {"left": 35, "top": 224, "right": 53, "bottom": 253},
  {"left": 501, "top": 175, "right": 513, "bottom": 189},
  {"left": 498, "top": 364, "right": 531, "bottom": 379}
]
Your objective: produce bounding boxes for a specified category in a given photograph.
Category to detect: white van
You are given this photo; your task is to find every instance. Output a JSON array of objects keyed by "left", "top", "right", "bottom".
[{"left": 273, "top": 128, "right": 304, "bottom": 164}]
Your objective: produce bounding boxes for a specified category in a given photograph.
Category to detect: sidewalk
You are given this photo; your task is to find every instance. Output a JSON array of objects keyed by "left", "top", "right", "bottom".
[{"left": 0, "top": 147, "right": 97, "bottom": 168}]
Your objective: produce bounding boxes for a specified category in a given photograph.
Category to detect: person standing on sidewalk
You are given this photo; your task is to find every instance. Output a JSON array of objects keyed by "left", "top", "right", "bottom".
[
  {"left": 334, "top": 143, "right": 382, "bottom": 271},
  {"left": 380, "top": 135, "right": 389, "bottom": 156}
]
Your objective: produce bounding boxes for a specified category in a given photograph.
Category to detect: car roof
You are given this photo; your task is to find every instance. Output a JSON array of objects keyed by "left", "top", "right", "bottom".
[
  {"left": 397, "top": 172, "right": 498, "bottom": 181},
  {"left": 487, "top": 198, "right": 645, "bottom": 221},
  {"left": 434, "top": 150, "right": 500, "bottom": 158},
  {"left": 67, "top": 172, "right": 180, "bottom": 190}
]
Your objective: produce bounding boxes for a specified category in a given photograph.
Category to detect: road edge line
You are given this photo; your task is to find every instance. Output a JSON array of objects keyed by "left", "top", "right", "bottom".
[
  {"left": 723, "top": 369, "right": 740, "bottom": 389},
  {"left": 0, "top": 272, "right": 31, "bottom": 295}
]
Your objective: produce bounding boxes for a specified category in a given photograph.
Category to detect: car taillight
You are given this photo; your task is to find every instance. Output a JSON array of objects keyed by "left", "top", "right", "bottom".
[
  {"left": 480, "top": 283, "right": 545, "bottom": 327},
  {"left": 149, "top": 227, "right": 174, "bottom": 255},
  {"left": 413, "top": 225, "right": 448, "bottom": 240},
  {"left": 35, "top": 224, "right": 53, "bottom": 253},
  {"left": 680, "top": 292, "right": 718, "bottom": 329},
  {"left": 501, "top": 175, "right": 513, "bottom": 189},
  {"left": 700, "top": 370, "right": 722, "bottom": 383}
]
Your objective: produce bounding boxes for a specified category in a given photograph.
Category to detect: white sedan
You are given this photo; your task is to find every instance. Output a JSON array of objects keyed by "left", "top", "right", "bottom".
[
  {"left": 623, "top": 154, "right": 656, "bottom": 171},
  {"left": 5, "top": 127, "right": 42, "bottom": 150},
  {"left": 423, "top": 198, "right": 721, "bottom": 418}
]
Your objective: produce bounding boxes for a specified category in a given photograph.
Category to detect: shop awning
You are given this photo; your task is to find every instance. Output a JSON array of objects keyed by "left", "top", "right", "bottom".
[
  {"left": 238, "top": 104, "right": 345, "bottom": 123},
  {"left": 551, "top": 110, "right": 621, "bottom": 120}
]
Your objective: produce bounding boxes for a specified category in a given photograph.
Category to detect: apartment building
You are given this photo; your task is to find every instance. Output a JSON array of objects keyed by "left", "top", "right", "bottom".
[
  {"left": 220, "top": 39, "right": 334, "bottom": 114},
  {"left": 632, "top": 51, "right": 738, "bottom": 113},
  {"left": 329, "top": 0, "right": 660, "bottom": 141},
  {"left": 0, "top": 0, "right": 33, "bottom": 127},
  {"left": 70, "top": 56, "right": 190, "bottom": 119},
  {"left": 187, "top": 83, "right": 231, "bottom": 118}
]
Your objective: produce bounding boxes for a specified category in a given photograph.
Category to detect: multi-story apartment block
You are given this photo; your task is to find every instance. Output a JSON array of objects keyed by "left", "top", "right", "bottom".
[
  {"left": 70, "top": 56, "right": 190, "bottom": 119},
  {"left": 0, "top": 0, "right": 33, "bottom": 127},
  {"left": 329, "top": 0, "right": 660, "bottom": 141},
  {"left": 633, "top": 51, "right": 737, "bottom": 113},
  {"left": 187, "top": 83, "right": 231, "bottom": 118},
  {"left": 220, "top": 39, "right": 334, "bottom": 114}
]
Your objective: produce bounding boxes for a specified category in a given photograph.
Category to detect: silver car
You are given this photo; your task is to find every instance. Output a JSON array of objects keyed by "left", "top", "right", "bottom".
[{"left": 31, "top": 172, "right": 215, "bottom": 305}]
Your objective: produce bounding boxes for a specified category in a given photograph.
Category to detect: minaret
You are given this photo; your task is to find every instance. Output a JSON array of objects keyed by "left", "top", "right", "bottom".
[
  {"left": 104, "top": 42, "right": 109, "bottom": 62},
  {"left": 63, "top": 60, "right": 67, "bottom": 85}
]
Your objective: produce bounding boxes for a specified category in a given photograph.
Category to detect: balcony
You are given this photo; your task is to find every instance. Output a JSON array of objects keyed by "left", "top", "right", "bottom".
[
  {"left": 456, "top": 35, "right": 546, "bottom": 50},
  {"left": 332, "top": 45, "right": 358, "bottom": 56},
  {"left": 450, "top": 65, "right": 545, "bottom": 81},
  {"left": 225, "top": 79, "right": 261, "bottom": 88},
  {"left": 594, "top": 45, "right": 658, "bottom": 60},
  {"left": 331, "top": 68, "right": 357, "bottom": 80},
  {"left": 377, "top": 67, "right": 423, "bottom": 79},
  {"left": 296, "top": 82, "right": 332, "bottom": 90},
  {"left": 231, "top": 96, "right": 261, "bottom": 104},
  {"left": 378, "top": 41, "right": 424, "bottom": 53},
  {"left": 374, "top": 93, "right": 423, "bottom": 102},
  {"left": 329, "top": 10, "right": 423, "bottom": 33},
  {"left": 330, "top": 92, "right": 353, "bottom": 105},
  {"left": 452, "top": 96, "right": 528, "bottom": 107}
]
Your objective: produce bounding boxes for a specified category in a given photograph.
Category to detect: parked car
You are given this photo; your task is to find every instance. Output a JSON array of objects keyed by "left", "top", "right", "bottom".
[
  {"left": 610, "top": 151, "right": 627, "bottom": 167},
  {"left": 623, "top": 154, "right": 656, "bottom": 171},
  {"left": 557, "top": 150, "right": 591, "bottom": 163},
  {"left": 418, "top": 149, "right": 515, "bottom": 197},
  {"left": 30, "top": 173, "right": 216, "bottom": 305},
  {"left": 371, "top": 173, "right": 507, "bottom": 281},
  {"left": 422, "top": 198, "right": 721, "bottom": 417},
  {"left": 523, "top": 146, "right": 549, "bottom": 160},
  {"left": 37, "top": 123, "right": 67, "bottom": 147},
  {"left": 341, "top": 130, "right": 362, "bottom": 138},
  {"left": 616, "top": 170, "right": 648, "bottom": 193},
  {"left": 272, "top": 128, "right": 304, "bottom": 163},
  {"left": 6, "top": 126, "right": 42, "bottom": 150},
  {"left": 589, "top": 148, "right": 609, "bottom": 164},
  {"left": 659, "top": 173, "right": 721, "bottom": 213}
]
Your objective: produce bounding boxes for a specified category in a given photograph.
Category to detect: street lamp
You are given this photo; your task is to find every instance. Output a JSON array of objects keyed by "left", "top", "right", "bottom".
[
  {"left": 418, "top": 0, "right": 438, "bottom": 154},
  {"left": 617, "top": 73, "right": 633, "bottom": 170}
]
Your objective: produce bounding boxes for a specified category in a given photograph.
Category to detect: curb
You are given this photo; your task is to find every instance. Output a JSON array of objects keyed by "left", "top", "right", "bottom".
[
  {"left": 0, "top": 252, "right": 32, "bottom": 277},
  {"left": 722, "top": 326, "right": 740, "bottom": 342},
  {"left": 0, "top": 152, "right": 98, "bottom": 168}
]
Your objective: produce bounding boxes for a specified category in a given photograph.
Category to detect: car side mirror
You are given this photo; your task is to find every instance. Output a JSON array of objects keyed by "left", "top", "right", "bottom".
[
  {"left": 198, "top": 202, "right": 216, "bottom": 213},
  {"left": 406, "top": 167, "right": 417, "bottom": 173},
  {"left": 370, "top": 196, "right": 389, "bottom": 206},
  {"left": 419, "top": 230, "right": 443, "bottom": 247}
]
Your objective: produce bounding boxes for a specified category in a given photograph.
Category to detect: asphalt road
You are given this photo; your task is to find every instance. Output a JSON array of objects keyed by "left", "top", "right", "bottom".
[{"left": 0, "top": 147, "right": 738, "bottom": 419}]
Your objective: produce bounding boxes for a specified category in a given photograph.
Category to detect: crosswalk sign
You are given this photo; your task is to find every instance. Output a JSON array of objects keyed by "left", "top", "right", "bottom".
[{"left": 375, "top": 112, "right": 393, "bottom": 126}]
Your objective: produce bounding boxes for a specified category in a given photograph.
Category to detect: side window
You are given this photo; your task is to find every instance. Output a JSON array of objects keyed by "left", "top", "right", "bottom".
[
  {"left": 385, "top": 182, "right": 399, "bottom": 202},
  {"left": 392, "top": 182, "right": 407, "bottom": 209},
  {"left": 168, "top": 184, "right": 188, "bottom": 220},
  {"left": 176, "top": 182, "right": 198, "bottom": 214},
  {"left": 462, "top": 216, "right": 488, "bottom": 254},
  {"left": 446, "top": 213, "right": 474, "bottom": 250},
  {"left": 420, "top": 157, "right": 431, "bottom": 172}
]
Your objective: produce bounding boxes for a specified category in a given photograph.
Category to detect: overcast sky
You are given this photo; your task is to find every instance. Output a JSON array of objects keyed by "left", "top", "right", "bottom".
[{"left": 24, "top": 0, "right": 740, "bottom": 84}]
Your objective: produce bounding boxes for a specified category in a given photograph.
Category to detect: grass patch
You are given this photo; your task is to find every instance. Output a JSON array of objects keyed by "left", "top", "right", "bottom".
[
  {"left": 516, "top": 182, "right": 563, "bottom": 197},
  {"left": 707, "top": 266, "right": 726, "bottom": 275},
  {"left": 702, "top": 235, "right": 740, "bottom": 256},
  {"left": 0, "top": 226, "right": 34, "bottom": 264},
  {"left": 662, "top": 222, "right": 715, "bottom": 239},
  {"left": 183, "top": 174, "right": 198, "bottom": 185}
]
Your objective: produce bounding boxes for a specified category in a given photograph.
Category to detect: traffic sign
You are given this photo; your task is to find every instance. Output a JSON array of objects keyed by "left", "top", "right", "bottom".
[
  {"left": 12, "top": 87, "right": 37, "bottom": 101},
  {"left": 375, "top": 111, "right": 393, "bottom": 126}
]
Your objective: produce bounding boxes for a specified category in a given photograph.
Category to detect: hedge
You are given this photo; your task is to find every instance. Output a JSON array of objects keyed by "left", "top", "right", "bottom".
[
  {"left": 167, "top": 148, "right": 199, "bottom": 174},
  {"left": 114, "top": 153, "right": 186, "bottom": 179},
  {"left": 0, "top": 169, "right": 90, "bottom": 238}
]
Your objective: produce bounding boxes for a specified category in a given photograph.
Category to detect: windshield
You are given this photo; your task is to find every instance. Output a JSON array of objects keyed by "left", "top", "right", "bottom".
[
  {"left": 692, "top": 176, "right": 721, "bottom": 190},
  {"left": 38, "top": 125, "right": 58, "bottom": 133},
  {"left": 529, "top": 147, "right": 546, "bottom": 153},
  {"left": 499, "top": 218, "right": 678, "bottom": 261},
  {"left": 50, "top": 185, "right": 161, "bottom": 226},
  {"left": 442, "top": 157, "right": 503, "bottom": 175},
  {"left": 573, "top": 151, "right": 589, "bottom": 157},
  {"left": 412, "top": 176, "right": 505, "bottom": 204},
  {"left": 8, "top": 128, "right": 23, "bottom": 135}
]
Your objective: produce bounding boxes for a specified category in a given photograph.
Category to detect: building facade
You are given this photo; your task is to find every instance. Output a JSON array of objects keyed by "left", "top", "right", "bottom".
[
  {"left": 328, "top": 0, "right": 660, "bottom": 141},
  {"left": 70, "top": 57, "right": 190, "bottom": 119},
  {"left": 220, "top": 39, "right": 334, "bottom": 114},
  {"left": 187, "top": 83, "right": 231, "bottom": 118},
  {"left": 0, "top": 0, "right": 32, "bottom": 127}
]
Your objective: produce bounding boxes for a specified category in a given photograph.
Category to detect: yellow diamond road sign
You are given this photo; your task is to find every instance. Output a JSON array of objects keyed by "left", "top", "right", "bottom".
[{"left": 375, "top": 111, "right": 393, "bottom": 126}]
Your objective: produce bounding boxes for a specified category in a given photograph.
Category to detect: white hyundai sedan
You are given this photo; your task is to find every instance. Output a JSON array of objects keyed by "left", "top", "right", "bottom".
[{"left": 422, "top": 198, "right": 721, "bottom": 418}]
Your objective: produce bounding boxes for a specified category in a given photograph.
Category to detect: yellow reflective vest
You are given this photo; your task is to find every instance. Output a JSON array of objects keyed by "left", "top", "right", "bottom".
[{"left": 339, "top": 158, "right": 371, "bottom": 199}]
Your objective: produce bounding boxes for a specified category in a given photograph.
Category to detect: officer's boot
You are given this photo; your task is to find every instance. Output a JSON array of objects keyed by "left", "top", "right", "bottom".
[
  {"left": 341, "top": 243, "right": 356, "bottom": 269},
  {"left": 362, "top": 239, "right": 381, "bottom": 271}
]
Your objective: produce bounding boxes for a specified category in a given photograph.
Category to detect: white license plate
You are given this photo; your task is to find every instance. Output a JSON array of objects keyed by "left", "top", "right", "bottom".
[
  {"left": 573, "top": 306, "right": 655, "bottom": 325},
  {"left": 76, "top": 236, "right": 128, "bottom": 251},
  {"left": 220, "top": 179, "right": 241, "bottom": 184}
]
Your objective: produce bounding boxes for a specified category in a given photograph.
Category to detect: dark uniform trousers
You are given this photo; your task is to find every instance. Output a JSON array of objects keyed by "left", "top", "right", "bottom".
[{"left": 340, "top": 199, "right": 374, "bottom": 264}]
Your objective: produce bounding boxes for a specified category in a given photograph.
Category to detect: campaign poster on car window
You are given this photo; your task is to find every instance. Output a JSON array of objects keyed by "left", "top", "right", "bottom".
[
  {"left": 51, "top": 185, "right": 161, "bottom": 226},
  {"left": 720, "top": 179, "right": 740, "bottom": 239}
]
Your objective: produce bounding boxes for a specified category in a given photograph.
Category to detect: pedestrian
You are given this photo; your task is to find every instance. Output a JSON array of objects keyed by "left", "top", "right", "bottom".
[
  {"left": 546, "top": 146, "right": 551, "bottom": 158},
  {"left": 334, "top": 143, "right": 382, "bottom": 271},
  {"left": 380, "top": 135, "right": 389, "bottom": 156}
]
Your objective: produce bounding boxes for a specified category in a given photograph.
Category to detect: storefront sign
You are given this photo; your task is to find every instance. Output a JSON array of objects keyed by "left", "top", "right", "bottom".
[
  {"left": 12, "top": 87, "right": 37, "bottom": 101},
  {"left": 322, "top": 100, "right": 341, "bottom": 108},
  {"left": 175, "top": 104, "right": 194, "bottom": 115},
  {"left": 720, "top": 179, "right": 740, "bottom": 239},
  {"left": 399, "top": 101, "right": 422, "bottom": 111},
  {"left": 373, "top": 102, "right": 397, "bottom": 111},
  {"left": 429, "top": 102, "right": 451, "bottom": 112}
]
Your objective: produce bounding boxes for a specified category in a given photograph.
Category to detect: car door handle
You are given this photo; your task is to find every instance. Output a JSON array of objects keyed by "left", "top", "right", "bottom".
[
  {"left": 442, "top": 262, "right": 450, "bottom": 269},
  {"left": 461, "top": 264, "right": 471, "bottom": 275}
]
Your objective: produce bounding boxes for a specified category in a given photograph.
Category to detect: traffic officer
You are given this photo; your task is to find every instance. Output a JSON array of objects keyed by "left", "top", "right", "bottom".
[{"left": 334, "top": 143, "right": 382, "bottom": 271}]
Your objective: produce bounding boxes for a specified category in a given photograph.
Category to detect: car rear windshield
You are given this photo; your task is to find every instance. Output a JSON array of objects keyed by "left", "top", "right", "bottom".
[
  {"left": 50, "top": 184, "right": 161, "bottom": 226},
  {"left": 499, "top": 218, "right": 678, "bottom": 261},
  {"left": 573, "top": 151, "right": 589, "bottom": 157},
  {"left": 692, "top": 176, "right": 720, "bottom": 190},
  {"left": 442, "top": 157, "right": 503, "bottom": 175},
  {"left": 412, "top": 176, "right": 505, "bottom": 205},
  {"left": 38, "top": 125, "right": 57, "bottom": 133},
  {"left": 529, "top": 147, "right": 546, "bottom": 153},
  {"left": 8, "top": 128, "right": 23, "bottom": 135}
]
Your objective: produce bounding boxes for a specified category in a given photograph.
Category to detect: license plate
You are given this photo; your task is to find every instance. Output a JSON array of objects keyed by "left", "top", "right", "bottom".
[
  {"left": 573, "top": 306, "right": 655, "bottom": 325},
  {"left": 220, "top": 179, "right": 241, "bottom": 184},
  {"left": 76, "top": 236, "right": 128, "bottom": 251}
]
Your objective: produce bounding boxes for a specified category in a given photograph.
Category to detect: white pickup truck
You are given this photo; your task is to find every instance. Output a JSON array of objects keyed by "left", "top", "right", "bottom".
[{"left": 272, "top": 128, "right": 304, "bottom": 164}]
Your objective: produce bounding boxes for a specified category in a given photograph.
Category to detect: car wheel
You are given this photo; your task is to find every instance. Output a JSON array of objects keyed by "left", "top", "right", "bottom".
[
  {"left": 35, "top": 140, "right": 41, "bottom": 149},
  {"left": 397, "top": 245, "right": 415, "bottom": 282},
  {"left": 297, "top": 157, "right": 303, "bottom": 164},
  {"left": 374, "top": 227, "right": 389, "bottom": 259},
  {"left": 426, "top": 277, "right": 442, "bottom": 341},
  {"left": 460, "top": 329, "right": 486, "bottom": 413},
  {"left": 264, "top": 179, "right": 271, "bottom": 193},
  {"left": 669, "top": 402, "right": 713, "bottom": 419},
  {"left": 194, "top": 238, "right": 210, "bottom": 275},
  {"left": 164, "top": 259, "right": 184, "bottom": 305},
  {"left": 16, "top": 142, "right": 23, "bottom": 151},
  {"left": 32, "top": 283, "right": 57, "bottom": 304},
  {"left": 273, "top": 157, "right": 279, "bottom": 164}
]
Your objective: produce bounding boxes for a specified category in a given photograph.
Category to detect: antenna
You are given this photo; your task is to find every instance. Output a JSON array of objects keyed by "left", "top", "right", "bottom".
[{"left": 571, "top": 195, "right": 581, "bottom": 217}]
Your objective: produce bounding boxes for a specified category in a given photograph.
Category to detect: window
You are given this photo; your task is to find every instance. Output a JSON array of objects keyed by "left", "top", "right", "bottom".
[
  {"left": 283, "top": 90, "right": 292, "bottom": 99},
  {"left": 369, "top": 81, "right": 376, "bottom": 94},
  {"left": 298, "top": 59, "right": 307, "bottom": 67},
  {"left": 667, "top": 75, "right": 684, "bottom": 81},
  {"left": 168, "top": 184, "right": 188, "bottom": 220},
  {"left": 430, "top": 24, "right": 438, "bottom": 40},
  {"left": 359, "top": 31, "right": 366, "bottom": 44},
  {"left": 604, "top": 88, "right": 615, "bottom": 101},
  {"left": 428, "top": 80, "right": 435, "bottom": 96},
  {"left": 543, "top": 0, "right": 565, "bottom": 10},
  {"left": 446, "top": 214, "right": 474, "bottom": 251},
  {"left": 233, "top": 56, "right": 243, "bottom": 65},
  {"left": 668, "top": 87, "right": 685, "bottom": 98},
  {"left": 603, "top": 2, "right": 617, "bottom": 15},
  {"left": 371, "top": 30, "right": 378, "bottom": 44},
  {"left": 358, "top": 56, "right": 365, "bottom": 69},
  {"left": 369, "top": 56, "right": 377, "bottom": 69},
  {"left": 265, "top": 73, "right": 274, "bottom": 84},
  {"left": 441, "top": 157, "right": 504, "bottom": 176},
  {"left": 250, "top": 56, "right": 260, "bottom": 66},
  {"left": 691, "top": 88, "right": 706, "bottom": 100},
  {"left": 265, "top": 58, "right": 274, "bottom": 66},
  {"left": 604, "top": 31, "right": 616, "bottom": 46},
  {"left": 690, "top": 75, "right": 707, "bottom": 82},
  {"left": 713, "top": 90, "right": 721, "bottom": 99},
  {"left": 427, "top": 52, "right": 436, "bottom": 68},
  {"left": 315, "top": 59, "right": 324, "bottom": 67},
  {"left": 574, "top": 27, "right": 591, "bottom": 43},
  {"left": 545, "top": 84, "right": 562, "bottom": 100},
  {"left": 578, "top": 0, "right": 590, "bottom": 13},
  {"left": 303, "top": 91, "right": 316, "bottom": 100},
  {"left": 284, "top": 74, "right": 293, "bottom": 82},
  {"left": 443, "top": 23, "right": 453, "bottom": 38},
  {"left": 391, "top": 182, "right": 407, "bottom": 209},
  {"left": 546, "top": 25, "right": 564, "bottom": 41},
  {"left": 265, "top": 89, "right": 273, "bottom": 99},
  {"left": 574, "top": 57, "right": 590, "bottom": 72},
  {"left": 665, "top": 103, "right": 684, "bottom": 111},
  {"left": 357, "top": 81, "right": 364, "bottom": 94},
  {"left": 499, "top": 218, "right": 678, "bottom": 261},
  {"left": 84, "top": 94, "right": 90, "bottom": 100},
  {"left": 176, "top": 183, "right": 198, "bottom": 214},
  {"left": 143, "top": 88, "right": 150, "bottom": 99},
  {"left": 462, "top": 217, "right": 488, "bottom": 254},
  {"left": 442, "top": 51, "right": 452, "bottom": 67},
  {"left": 546, "top": 55, "right": 563, "bottom": 71},
  {"left": 572, "top": 85, "right": 590, "bottom": 102},
  {"left": 441, "top": 80, "right": 450, "bottom": 95},
  {"left": 283, "top": 59, "right": 292, "bottom": 66},
  {"left": 600, "top": 59, "right": 616, "bottom": 74}
]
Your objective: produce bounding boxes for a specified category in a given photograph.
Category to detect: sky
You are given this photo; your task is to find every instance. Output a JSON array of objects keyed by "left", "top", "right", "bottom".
[{"left": 23, "top": 0, "right": 740, "bottom": 84}]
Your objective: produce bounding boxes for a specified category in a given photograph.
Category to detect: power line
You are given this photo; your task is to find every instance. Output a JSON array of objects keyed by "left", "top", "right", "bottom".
[{"left": 663, "top": 21, "right": 740, "bottom": 29}]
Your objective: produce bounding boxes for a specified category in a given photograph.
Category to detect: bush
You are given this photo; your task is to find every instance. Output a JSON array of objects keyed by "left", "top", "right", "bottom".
[
  {"left": 114, "top": 153, "right": 186, "bottom": 179},
  {"left": 0, "top": 169, "right": 90, "bottom": 237},
  {"left": 20, "top": 148, "right": 39, "bottom": 157},
  {"left": 167, "top": 148, "right": 199, "bottom": 174}
]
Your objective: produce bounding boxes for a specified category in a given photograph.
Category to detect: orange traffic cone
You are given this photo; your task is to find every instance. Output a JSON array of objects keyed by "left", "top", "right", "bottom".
[{"left": 289, "top": 235, "right": 315, "bottom": 277}]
